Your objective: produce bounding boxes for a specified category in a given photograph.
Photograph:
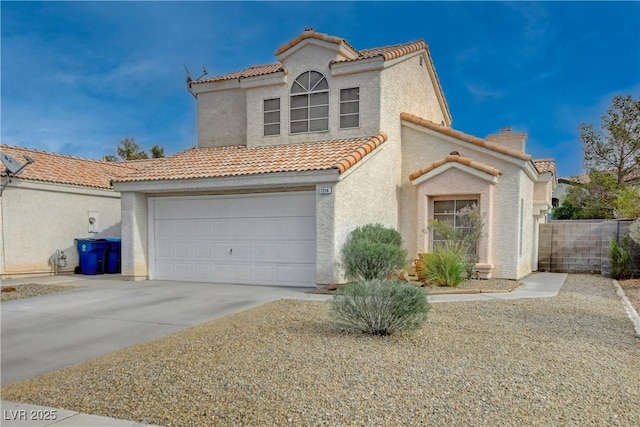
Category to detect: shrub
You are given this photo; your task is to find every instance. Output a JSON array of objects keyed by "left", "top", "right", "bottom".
[
  {"left": 426, "top": 204, "right": 484, "bottom": 279},
  {"left": 330, "top": 279, "right": 429, "bottom": 335},
  {"left": 421, "top": 245, "right": 465, "bottom": 287},
  {"left": 610, "top": 235, "right": 634, "bottom": 279},
  {"left": 342, "top": 224, "right": 407, "bottom": 281}
]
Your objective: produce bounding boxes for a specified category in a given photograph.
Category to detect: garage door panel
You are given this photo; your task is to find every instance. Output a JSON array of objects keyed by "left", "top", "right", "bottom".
[
  {"left": 156, "top": 242, "right": 174, "bottom": 258},
  {"left": 232, "top": 219, "right": 253, "bottom": 239},
  {"left": 193, "top": 243, "right": 211, "bottom": 259},
  {"left": 174, "top": 243, "right": 193, "bottom": 259},
  {"left": 152, "top": 192, "right": 316, "bottom": 286},
  {"left": 213, "top": 219, "right": 232, "bottom": 238},
  {"left": 193, "top": 264, "right": 212, "bottom": 281}
]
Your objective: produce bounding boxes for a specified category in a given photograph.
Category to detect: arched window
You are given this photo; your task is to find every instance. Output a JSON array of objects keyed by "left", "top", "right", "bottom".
[{"left": 290, "top": 71, "right": 329, "bottom": 134}]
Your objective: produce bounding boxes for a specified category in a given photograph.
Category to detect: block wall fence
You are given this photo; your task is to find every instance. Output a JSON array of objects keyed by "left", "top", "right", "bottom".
[{"left": 538, "top": 219, "right": 640, "bottom": 276}]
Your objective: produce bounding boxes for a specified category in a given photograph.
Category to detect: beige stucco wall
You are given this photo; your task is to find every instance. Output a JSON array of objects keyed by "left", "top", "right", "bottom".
[
  {"left": 197, "top": 88, "right": 247, "bottom": 147},
  {"left": 400, "top": 124, "right": 536, "bottom": 280},
  {"left": 330, "top": 143, "right": 399, "bottom": 283},
  {"left": 0, "top": 181, "right": 120, "bottom": 278},
  {"left": 120, "top": 191, "right": 149, "bottom": 280},
  {"left": 244, "top": 44, "right": 381, "bottom": 148}
]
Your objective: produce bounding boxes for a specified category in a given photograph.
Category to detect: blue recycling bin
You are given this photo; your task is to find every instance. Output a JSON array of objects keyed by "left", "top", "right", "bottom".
[
  {"left": 105, "top": 238, "right": 122, "bottom": 274},
  {"left": 76, "top": 239, "right": 109, "bottom": 275}
]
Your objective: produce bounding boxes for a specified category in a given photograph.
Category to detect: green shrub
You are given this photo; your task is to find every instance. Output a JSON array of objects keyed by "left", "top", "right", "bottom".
[
  {"left": 330, "top": 279, "right": 429, "bottom": 335},
  {"left": 610, "top": 235, "right": 634, "bottom": 279},
  {"left": 342, "top": 224, "right": 407, "bottom": 281},
  {"left": 421, "top": 245, "right": 465, "bottom": 287}
]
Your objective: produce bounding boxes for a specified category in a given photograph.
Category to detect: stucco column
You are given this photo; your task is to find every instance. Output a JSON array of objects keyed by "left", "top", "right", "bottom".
[
  {"left": 121, "top": 192, "right": 148, "bottom": 280},
  {"left": 315, "top": 185, "right": 337, "bottom": 285}
]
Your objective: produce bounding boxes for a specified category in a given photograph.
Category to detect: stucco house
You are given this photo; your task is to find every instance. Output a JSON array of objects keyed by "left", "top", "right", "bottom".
[
  {"left": 113, "top": 28, "right": 556, "bottom": 286},
  {"left": 0, "top": 145, "right": 153, "bottom": 278}
]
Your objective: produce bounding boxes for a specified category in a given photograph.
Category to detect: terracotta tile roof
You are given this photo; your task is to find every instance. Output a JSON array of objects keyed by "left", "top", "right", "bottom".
[
  {"left": 339, "top": 40, "right": 427, "bottom": 62},
  {"left": 275, "top": 28, "right": 359, "bottom": 57},
  {"left": 401, "top": 112, "right": 532, "bottom": 161},
  {"left": 198, "top": 30, "right": 430, "bottom": 86},
  {"left": 0, "top": 145, "right": 153, "bottom": 189},
  {"left": 190, "top": 64, "right": 285, "bottom": 86},
  {"left": 409, "top": 153, "right": 502, "bottom": 181},
  {"left": 533, "top": 158, "right": 556, "bottom": 175},
  {"left": 114, "top": 134, "right": 388, "bottom": 183}
]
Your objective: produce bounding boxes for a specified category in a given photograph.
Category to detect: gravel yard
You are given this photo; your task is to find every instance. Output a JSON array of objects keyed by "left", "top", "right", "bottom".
[
  {"left": 1, "top": 284, "right": 76, "bottom": 302},
  {"left": 2, "top": 274, "right": 639, "bottom": 426},
  {"left": 619, "top": 278, "right": 640, "bottom": 314}
]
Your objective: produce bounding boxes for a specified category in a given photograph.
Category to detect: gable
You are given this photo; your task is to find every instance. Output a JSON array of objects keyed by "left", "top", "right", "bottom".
[{"left": 410, "top": 154, "right": 502, "bottom": 186}]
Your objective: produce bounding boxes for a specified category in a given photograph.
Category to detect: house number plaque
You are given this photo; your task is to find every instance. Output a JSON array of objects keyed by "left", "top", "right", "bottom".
[{"left": 318, "top": 187, "right": 332, "bottom": 195}]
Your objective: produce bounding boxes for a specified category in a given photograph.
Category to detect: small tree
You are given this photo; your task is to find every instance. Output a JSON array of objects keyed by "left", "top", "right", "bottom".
[
  {"left": 117, "top": 137, "right": 149, "bottom": 160},
  {"left": 150, "top": 144, "right": 165, "bottom": 158},
  {"left": 581, "top": 94, "right": 640, "bottom": 185},
  {"left": 103, "top": 138, "right": 165, "bottom": 161}
]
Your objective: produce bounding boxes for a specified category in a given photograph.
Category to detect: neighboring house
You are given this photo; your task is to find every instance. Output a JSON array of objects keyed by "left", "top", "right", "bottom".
[
  {"left": 0, "top": 145, "right": 154, "bottom": 278},
  {"left": 113, "top": 28, "right": 556, "bottom": 286}
]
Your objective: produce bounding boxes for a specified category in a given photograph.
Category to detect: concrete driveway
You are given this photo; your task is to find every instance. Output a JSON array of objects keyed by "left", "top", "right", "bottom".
[{"left": 1, "top": 275, "right": 325, "bottom": 385}]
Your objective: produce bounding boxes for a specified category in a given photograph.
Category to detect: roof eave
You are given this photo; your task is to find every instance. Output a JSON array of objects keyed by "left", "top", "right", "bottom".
[{"left": 113, "top": 169, "right": 341, "bottom": 194}]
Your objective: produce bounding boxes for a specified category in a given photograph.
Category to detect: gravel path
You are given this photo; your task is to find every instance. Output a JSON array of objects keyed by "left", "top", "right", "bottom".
[{"left": 2, "top": 274, "right": 639, "bottom": 426}]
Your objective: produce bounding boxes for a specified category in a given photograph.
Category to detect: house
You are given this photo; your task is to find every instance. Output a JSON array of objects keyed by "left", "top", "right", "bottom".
[
  {"left": 113, "top": 28, "right": 556, "bottom": 286},
  {"left": 0, "top": 145, "right": 154, "bottom": 278}
]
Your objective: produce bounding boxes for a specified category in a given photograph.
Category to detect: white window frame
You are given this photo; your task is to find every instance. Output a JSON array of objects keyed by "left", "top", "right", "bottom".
[
  {"left": 263, "top": 97, "right": 281, "bottom": 137},
  {"left": 339, "top": 87, "right": 360, "bottom": 129},
  {"left": 290, "top": 71, "right": 329, "bottom": 134},
  {"left": 431, "top": 197, "right": 479, "bottom": 254}
]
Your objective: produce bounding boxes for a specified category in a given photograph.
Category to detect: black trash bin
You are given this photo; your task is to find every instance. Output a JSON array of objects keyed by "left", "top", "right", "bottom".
[
  {"left": 106, "top": 238, "right": 122, "bottom": 274},
  {"left": 76, "top": 239, "right": 109, "bottom": 275}
]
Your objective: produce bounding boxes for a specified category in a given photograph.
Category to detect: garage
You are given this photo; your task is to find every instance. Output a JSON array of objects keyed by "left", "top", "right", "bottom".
[{"left": 150, "top": 192, "right": 316, "bottom": 287}]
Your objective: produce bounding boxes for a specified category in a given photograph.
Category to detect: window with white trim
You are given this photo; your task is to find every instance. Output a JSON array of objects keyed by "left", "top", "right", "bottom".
[
  {"left": 263, "top": 98, "right": 280, "bottom": 136},
  {"left": 290, "top": 71, "right": 329, "bottom": 134},
  {"left": 340, "top": 87, "right": 359, "bottom": 129},
  {"left": 432, "top": 199, "right": 478, "bottom": 254}
]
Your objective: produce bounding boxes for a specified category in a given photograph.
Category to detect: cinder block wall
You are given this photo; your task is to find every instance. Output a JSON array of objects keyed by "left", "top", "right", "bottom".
[
  {"left": 539, "top": 219, "right": 640, "bottom": 276},
  {"left": 538, "top": 220, "right": 603, "bottom": 273}
]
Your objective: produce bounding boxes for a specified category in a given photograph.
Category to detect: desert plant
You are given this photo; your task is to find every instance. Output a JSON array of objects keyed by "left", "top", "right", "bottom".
[
  {"left": 421, "top": 244, "right": 465, "bottom": 287},
  {"left": 610, "top": 235, "right": 633, "bottom": 279},
  {"left": 330, "top": 279, "right": 429, "bottom": 335},
  {"left": 426, "top": 204, "right": 484, "bottom": 279},
  {"left": 342, "top": 224, "right": 407, "bottom": 281}
]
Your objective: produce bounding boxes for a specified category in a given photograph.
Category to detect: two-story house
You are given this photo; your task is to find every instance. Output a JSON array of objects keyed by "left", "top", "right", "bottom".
[{"left": 113, "top": 28, "right": 556, "bottom": 286}]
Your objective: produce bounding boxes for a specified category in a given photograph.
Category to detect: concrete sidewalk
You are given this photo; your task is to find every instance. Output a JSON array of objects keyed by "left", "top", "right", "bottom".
[{"left": 1, "top": 272, "right": 567, "bottom": 427}]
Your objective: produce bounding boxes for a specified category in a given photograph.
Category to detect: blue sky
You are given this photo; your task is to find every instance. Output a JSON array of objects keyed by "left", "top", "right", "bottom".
[{"left": 2, "top": 1, "right": 639, "bottom": 178}]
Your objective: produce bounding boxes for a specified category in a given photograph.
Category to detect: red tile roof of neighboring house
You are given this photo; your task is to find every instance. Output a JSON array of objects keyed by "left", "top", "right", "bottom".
[
  {"left": 113, "top": 134, "right": 388, "bottom": 183},
  {"left": 0, "top": 145, "right": 157, "bottom": 190},
  {"left": 401, "top": 112, "right": 532, "bottom": 161},
  {"left": 409, "top": 153, "right": 502, "bottom": 181}
]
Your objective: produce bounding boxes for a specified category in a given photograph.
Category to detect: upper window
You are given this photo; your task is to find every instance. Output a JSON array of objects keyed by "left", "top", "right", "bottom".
[
  {"left": 340, "top": 87, "right": 360, "bottom": 129},
  {"left": 290, "top": 71, "right": 329, "bottom": 134},
  {"left": 263, "top": 98, "right": 280, "bottom": 136},
  {"left": 432, "top": 199, "right": 478, "bottom": 253}
]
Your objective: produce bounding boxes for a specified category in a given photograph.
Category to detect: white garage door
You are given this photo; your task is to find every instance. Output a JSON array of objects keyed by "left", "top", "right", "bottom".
[{"left": 151, "top": 192, "right": 316, "bottom": 287}]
